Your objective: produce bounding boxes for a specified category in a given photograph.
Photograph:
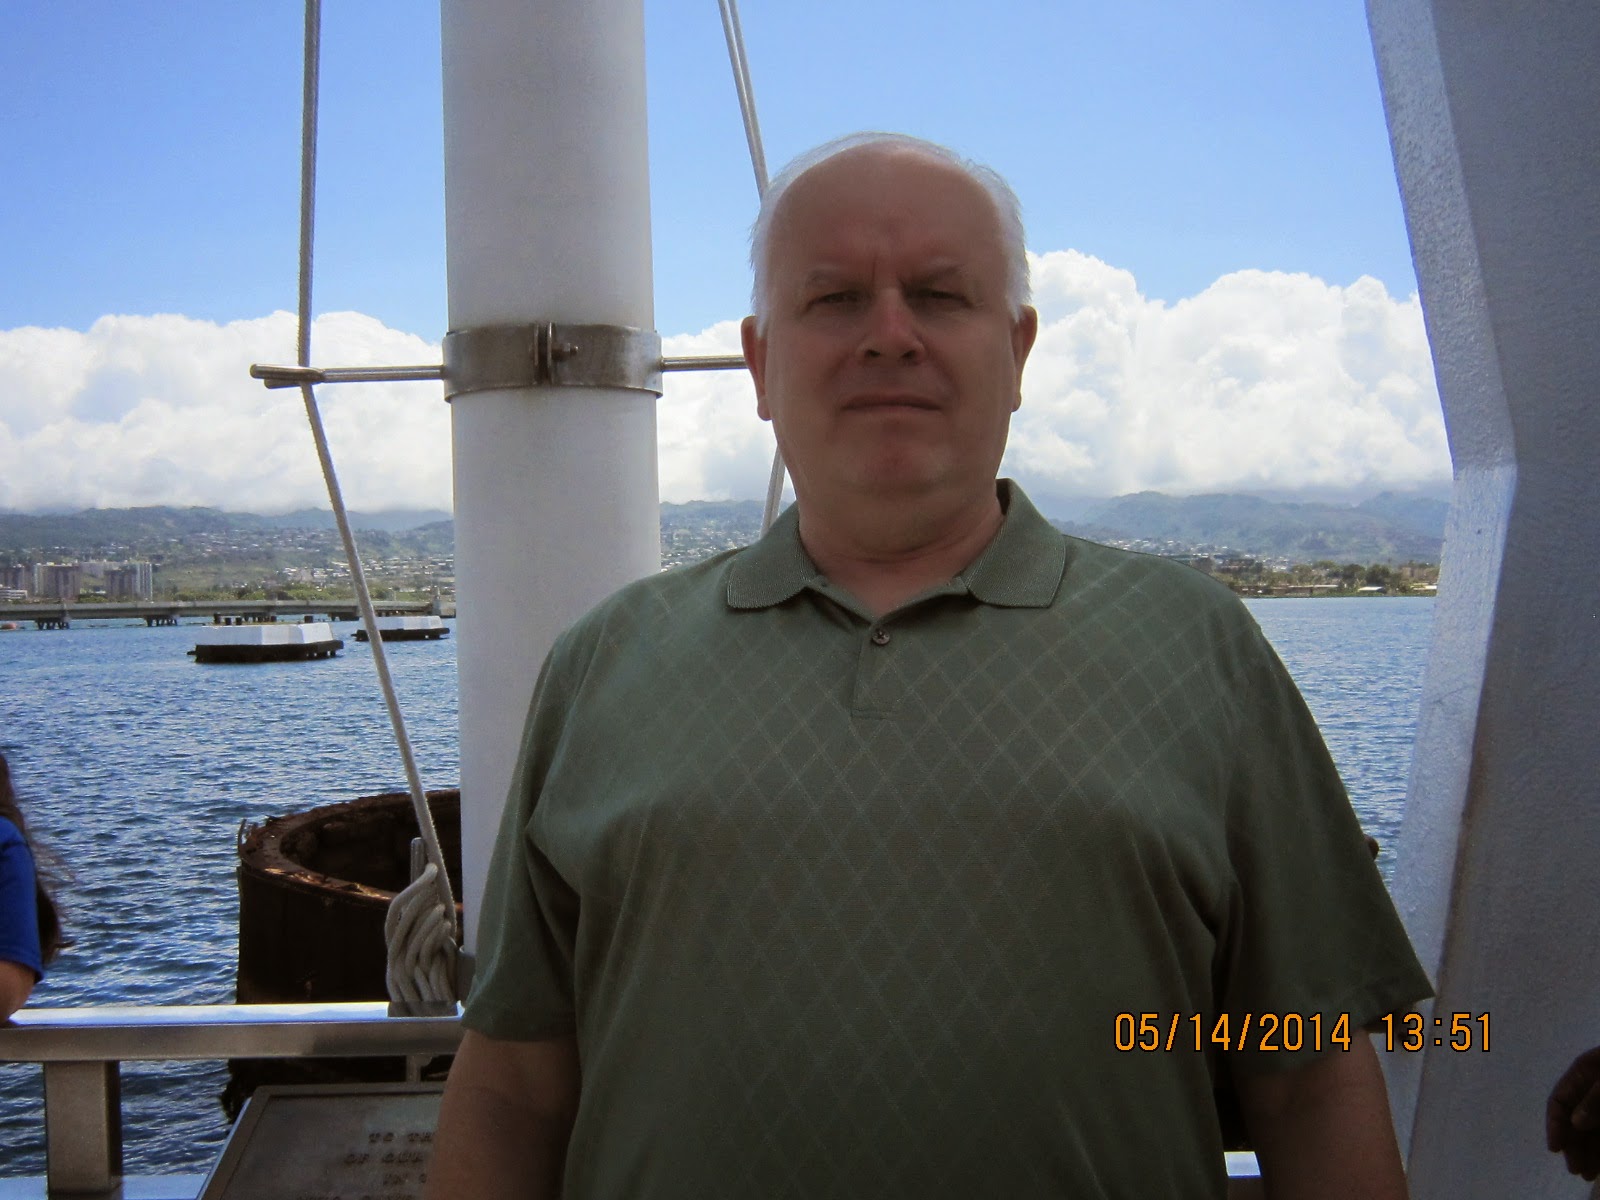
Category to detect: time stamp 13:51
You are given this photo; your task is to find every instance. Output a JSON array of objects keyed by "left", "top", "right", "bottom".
[
  {"left": 1381, "top": 1011, "right": 1491, "bottom": 1052},
  {"left": 1114, "top": 1011, "right": 1490, "bottom": 1053}
]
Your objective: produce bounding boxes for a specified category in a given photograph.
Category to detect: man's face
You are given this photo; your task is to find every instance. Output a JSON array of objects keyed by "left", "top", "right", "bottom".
[{"left": 741, "top": 147, "right": 1037, "bottom": 511}]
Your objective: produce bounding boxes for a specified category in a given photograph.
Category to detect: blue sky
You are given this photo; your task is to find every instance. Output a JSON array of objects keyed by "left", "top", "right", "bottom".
[
  {"left": 0, "top": 2, "right": 1447, "bottom": 513},
  {"left": 3, "top": 0, "right": 1416, "bottom": 339}
]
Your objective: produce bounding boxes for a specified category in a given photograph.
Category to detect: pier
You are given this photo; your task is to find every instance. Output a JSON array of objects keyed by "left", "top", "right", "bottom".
[{"left": 2, "top": 598, "right": 441, "bottom": 631}]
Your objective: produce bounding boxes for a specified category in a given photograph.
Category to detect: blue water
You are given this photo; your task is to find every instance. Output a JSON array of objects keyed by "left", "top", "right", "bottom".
[
  {"left": 1243, "top": 597, "right": 1434, "bottom": 865},
  {"left": 0, "top": 597, "right": 1434, "bottom": 1175},
  {"left": 0, "top": 619, "right": 460, "bottom": 1175}
]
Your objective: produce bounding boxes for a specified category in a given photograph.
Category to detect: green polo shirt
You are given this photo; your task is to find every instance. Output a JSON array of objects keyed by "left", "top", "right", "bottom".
[{"left": 466, "top": 481, "right": 1430, "bottom": 1199}]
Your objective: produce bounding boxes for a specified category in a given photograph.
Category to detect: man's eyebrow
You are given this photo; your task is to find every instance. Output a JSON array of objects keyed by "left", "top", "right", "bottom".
[
  {"left": 797, "top": 262, "right": 975, "bottom": 289},
  {"left": 798, "top": 267, "right": 853, "bottom": 291}
]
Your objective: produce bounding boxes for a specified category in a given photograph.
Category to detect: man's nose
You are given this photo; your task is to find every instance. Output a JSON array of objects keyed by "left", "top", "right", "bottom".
[{"left": 860, "top": 290, "right": 924, "bottom": 361}]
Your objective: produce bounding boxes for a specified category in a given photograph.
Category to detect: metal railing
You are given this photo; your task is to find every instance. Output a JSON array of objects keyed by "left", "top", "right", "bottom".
[
  {"left": 0, "top": 1003, "right": 1264, "bottom": 1198},
  {"left": 0, "top": 1001, "right": 462, "bottom": 1198}
]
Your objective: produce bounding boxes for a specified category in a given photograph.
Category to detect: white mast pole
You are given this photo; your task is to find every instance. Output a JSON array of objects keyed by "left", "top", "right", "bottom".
[{"left": 440, "top": 0, "right": 658, "bottom": 964}]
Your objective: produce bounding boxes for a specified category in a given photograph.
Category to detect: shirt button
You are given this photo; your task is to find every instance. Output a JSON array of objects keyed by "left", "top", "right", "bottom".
[{"left": 870, "top": 627, "right": 891, "bottom": 646}]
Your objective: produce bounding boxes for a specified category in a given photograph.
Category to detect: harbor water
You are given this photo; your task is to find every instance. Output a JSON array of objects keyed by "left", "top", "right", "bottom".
[{"left": 0, "top": 596, "right": 1433, "bottom": 1175}]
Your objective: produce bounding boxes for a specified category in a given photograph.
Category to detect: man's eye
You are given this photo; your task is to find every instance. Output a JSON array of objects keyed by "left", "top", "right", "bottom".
[
  {"left": 915, "top": 288, "right": 967, "bottom": 306},
  {"left": 809, "top": 291, "right": 861, "bottom": 310}
]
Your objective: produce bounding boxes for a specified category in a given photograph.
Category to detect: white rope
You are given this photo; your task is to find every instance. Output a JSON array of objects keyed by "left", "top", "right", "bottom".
[
  {"left": 385, "top": 861, "right": 456, "bottom": 1007},
  {"left": 717, "top": 0, "right": 788, "bottom": 534},
  {"left": 718, "top": 0, "right": 768, "bottom": 196},
  {"left": 294, "top": 0, "right": 456, "bottom": 1013}
]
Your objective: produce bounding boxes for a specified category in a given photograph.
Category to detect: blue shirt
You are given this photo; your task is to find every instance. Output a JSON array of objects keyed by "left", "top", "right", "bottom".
[{"left": 0, "top": 816, "right": 44, "bottom": 979}]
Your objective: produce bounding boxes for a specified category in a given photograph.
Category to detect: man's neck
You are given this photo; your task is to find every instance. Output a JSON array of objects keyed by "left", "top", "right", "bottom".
[{"left": 795, "top": 485, "right": 1005, "bottom": 617}]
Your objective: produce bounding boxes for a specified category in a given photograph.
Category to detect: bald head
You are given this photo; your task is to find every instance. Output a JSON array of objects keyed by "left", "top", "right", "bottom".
[
  {"left": 738, "top": 132, "right": 1039, "bottom": 554},
  {"left": 749, "top": 133, "right": 1030, "bottom": 330}
]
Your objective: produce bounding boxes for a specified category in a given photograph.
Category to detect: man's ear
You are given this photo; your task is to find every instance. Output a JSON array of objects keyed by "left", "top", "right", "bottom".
[
  {"left": 741, "top": 315, "right": 772, "bottom": 421},
  {"left": 1010, "top": 305, "right": 1039, "bottom": 412}
]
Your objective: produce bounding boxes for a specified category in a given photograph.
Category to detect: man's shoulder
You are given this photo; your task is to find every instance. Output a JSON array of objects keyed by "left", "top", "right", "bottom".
[
  {"left": 991, "top": 483, "right": 1247, "bottom": 626},
  {"left": 1057, "top": 532, "right": 1249, "bottom": 619},
  {"left": 552, "top": 546, "right": 747, "bottom": 656}
]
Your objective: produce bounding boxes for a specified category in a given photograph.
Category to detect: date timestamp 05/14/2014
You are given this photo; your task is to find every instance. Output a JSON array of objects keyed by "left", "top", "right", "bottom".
[{"left": 1113, "top": 1011, "right": 1491, "bottom": 1054}]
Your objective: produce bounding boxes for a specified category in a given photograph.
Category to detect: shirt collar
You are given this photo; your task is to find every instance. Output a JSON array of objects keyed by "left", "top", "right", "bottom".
[
  {"left": 725, "top": 479, "right": 1067, "bottom": 611},
  {"left": 724, "top": 503, "right": 816, "bottom": 609}
]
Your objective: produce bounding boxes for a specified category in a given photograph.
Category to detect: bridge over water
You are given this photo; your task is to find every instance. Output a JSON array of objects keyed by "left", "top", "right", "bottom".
[{"left": 1, "top": 598, "right": 443, "bottom": 631}]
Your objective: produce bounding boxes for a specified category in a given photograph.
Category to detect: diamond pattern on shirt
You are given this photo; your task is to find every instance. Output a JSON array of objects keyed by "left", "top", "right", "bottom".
[{"left": 466, "top": 486, "right": 1431, "bottom": 1200}]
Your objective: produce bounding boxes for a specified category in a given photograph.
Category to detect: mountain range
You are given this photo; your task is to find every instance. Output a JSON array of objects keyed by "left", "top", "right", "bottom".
[
  {"left": 1058, "top": 491, "right": 1448, "bottom": 563},
  {"left": 0, "top": 507, "right": 451, "bottom": 553},
  {"left": 0, "top": 490, "right": 1450, "bottom": 566}
]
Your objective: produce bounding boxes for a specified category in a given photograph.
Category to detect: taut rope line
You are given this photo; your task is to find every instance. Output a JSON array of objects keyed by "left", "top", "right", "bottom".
[
  {"left": 717, "top": 0, "right": 787, "bottom": 535},
  {"left": 291, "top": 0, "right": 456, "bottom": 1012}
]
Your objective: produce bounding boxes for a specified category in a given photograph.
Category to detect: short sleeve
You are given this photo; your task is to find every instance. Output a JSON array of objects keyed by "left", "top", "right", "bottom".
[
  {"left": 1212, "top": 615, "right": 1432, "bottom": 1071},
  {"left": 460, "top": 643, "right": 584, "bottom": 1041},
  {"left": 0, "top": 820, "right": 44, "bottom": 980}
]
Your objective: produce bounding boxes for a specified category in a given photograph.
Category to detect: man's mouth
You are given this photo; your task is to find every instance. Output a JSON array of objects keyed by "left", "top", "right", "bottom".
[{"left": 842, "top": 394, "right": 941, "bottom": 412}]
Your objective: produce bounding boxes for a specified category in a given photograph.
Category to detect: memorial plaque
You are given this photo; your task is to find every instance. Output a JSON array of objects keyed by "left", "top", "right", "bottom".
[{"left": 200, "top": 1082, "right": 444, "bottom": 1200}]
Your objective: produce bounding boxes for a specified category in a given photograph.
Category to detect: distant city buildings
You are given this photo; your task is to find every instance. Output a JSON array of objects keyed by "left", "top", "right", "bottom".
[
  {"left": 0, "top": 560, "right": 156, "bottom": 601},
  {"left": 85, "top": 560, "right": 155, "bottom": 600},
  {"left": 0, "top": 503, "right": 1442, "bottom": 604},
  {"left": 34, "top": 563, "right": 81, "bottom": 602}
]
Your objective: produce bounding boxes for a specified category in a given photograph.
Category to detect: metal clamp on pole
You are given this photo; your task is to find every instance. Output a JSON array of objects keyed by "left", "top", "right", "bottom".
[
  {"left": 249, "top": 337, "right": 747, "bottom": 397},
  {"left": 662, "top": 353, "right": 748, "bottom": 373},
  {"left": 250, "top": 363, "right": 447, "bottom": 389},
  {"left": 443, "top": 322, "right": 664, "bottom": 401}
]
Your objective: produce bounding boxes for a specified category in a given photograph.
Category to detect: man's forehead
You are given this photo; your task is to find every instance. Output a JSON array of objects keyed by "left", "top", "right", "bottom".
[
  {"left": 784, "top": 145, "right": 988, "bottom": 216},
  {"left": 772, "top": 151, "right": 1003, "bottom": 266}
]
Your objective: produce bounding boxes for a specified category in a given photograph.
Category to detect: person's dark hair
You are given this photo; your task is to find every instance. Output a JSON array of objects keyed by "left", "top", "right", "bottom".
[{"left": 0, "top": 751, "right": 66, "bottom": 964}]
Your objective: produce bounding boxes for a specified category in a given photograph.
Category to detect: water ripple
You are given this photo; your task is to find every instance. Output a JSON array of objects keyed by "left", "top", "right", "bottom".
[{"left": 1, "top": 620, "right": 459, "bottom": 1172}]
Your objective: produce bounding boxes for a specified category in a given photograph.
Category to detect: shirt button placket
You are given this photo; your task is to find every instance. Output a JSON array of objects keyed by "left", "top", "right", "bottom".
[{"left": 851, "top": 625, "right": 895, "bottom": 714}]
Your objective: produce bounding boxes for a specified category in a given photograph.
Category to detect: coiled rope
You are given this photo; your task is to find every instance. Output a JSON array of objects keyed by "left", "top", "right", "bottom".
[
  {"left": 292, "top": 0, "right": 456, "bottom": 1014},
  {"left": 717, "top": 0, "right": 786, "bottom": 534}
]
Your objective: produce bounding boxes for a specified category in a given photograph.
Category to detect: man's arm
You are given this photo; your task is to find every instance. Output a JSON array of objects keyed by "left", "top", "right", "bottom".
[
  {"left": 1235, "top": 1034, "right": 1407, "bottom": 1200},
  {"left": 0, "top": 960, "right": 34, "bottom": 1021},
  {"left": 427, "top": 1029, "right": 579, "bottom": 1200}
]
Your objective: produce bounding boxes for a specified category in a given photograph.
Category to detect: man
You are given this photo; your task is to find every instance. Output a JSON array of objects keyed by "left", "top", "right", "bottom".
[{"left": 430, "top": 133, "right": 1431, "bottom": 1199}]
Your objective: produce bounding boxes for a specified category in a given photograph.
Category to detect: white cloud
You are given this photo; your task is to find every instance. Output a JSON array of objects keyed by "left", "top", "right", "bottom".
[
  {"left": 1009, "top": 252, "right": 1448, "bottom": 500},
  {"left": 0, "top": 312, "right": 449, "bottom": 513},
  {"left": 657, "top": 322, "right": 774, "bottom": 503},
  {"left": 0, "top": 255, "right": 1448, "bottom": 514}
]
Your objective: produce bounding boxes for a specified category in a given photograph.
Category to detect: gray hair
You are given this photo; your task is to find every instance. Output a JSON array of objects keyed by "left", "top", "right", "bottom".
[{"left": 748, "top": 132, "right": 1031, "bottom": 329}]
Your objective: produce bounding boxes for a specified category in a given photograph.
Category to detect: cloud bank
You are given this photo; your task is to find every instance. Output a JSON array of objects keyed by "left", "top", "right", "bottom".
[
  {"left": 0, "top": 311, "right": 448, "bottom": 514},
  {"left": 1013, "top": 252, "right": 1447, "bottom": 501},
  {"left": 0, "top": 253, "right": 1448, "bottom": 515}
]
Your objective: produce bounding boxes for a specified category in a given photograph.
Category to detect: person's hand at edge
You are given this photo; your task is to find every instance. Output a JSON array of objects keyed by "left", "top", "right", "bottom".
[{"left": 1547, "top": 1045, "right": 1600, "bottom": 1180}]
